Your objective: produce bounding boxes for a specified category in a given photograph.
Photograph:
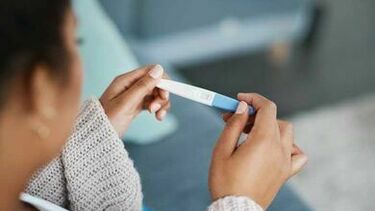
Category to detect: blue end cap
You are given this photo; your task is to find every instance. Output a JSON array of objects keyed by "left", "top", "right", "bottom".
[{"left": 212, "top": 94, "right": 255, "bottom": 115}]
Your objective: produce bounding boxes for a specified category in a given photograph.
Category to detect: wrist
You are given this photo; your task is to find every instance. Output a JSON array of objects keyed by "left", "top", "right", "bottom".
[
  {"left": 98, "top": 99, "right": 135, "bottom": 137},
  {"left": 211, "top": 190, "right": 267, "bottom": 209},
  {"left": 209, "top": 196, "right": 264, "bottom": 211}
]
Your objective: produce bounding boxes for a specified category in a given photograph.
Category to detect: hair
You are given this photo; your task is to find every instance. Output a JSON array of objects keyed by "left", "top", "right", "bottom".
[{"left": 0, "top": 0, "right": 71, "bottom": 107}]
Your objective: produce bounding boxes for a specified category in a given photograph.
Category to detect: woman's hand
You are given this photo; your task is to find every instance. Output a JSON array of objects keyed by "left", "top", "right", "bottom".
[
  {"left": 209, "top": 93, "right": 307, "bottom": 209},
  {"left": 100, "top": 65, "right": 170, "bottom": 137}
]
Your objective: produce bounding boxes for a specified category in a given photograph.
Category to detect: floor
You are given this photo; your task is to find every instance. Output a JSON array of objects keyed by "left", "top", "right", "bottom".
[{"left": 290, "top": 93, "right": 375, "bottom": 210}]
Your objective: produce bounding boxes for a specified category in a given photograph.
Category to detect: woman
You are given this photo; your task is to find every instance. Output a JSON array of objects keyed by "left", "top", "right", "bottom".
[{"left": 0, "top": 0, "right": 308, "bottom": 210}]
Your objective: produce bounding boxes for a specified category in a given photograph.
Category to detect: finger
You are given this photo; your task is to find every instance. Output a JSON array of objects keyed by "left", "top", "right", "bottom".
[
  {"left": 213, "top": 101, "right": 249, "bottom": 159},
  {"left": 237, "top": 93, "right": 278, "bottom": 138},
  {"left": 142, "top": 95, "right": 154, "bottom": 110},
  {"left": 222, "top": 112, "right": 233, "bottom": 122},
  {"left": 120, "top": 65, "right": 164, "bottom": 106},
  {"left": 158, "top": 88, "right": 169, "bottom": 100},
  {"left": 290, "top": 153, "right": 308, "bottom": 177},
  {"left": 278, "top": 120, "right": 294, "bottom": 153},
  {"left": 224, "top": 120, "right": 253, "bottom": 134},
  {"left": 156, "top": 102, "right": 171, "bottom": 121},
  {"left": 143, "top": 88, "right": 168, "bottom": 111},
  {"left": 148, "top": 96, "right": 170, "bottom": 113},
  {"left": 223, "top": 112, "right": 255, "bottom": 134},
  {"left": 223, "top": 112, "right": 256, "bottom": 124},
  {"left": 104, "top": 65, "right": 156, "bottom": 99},
  {"left": 292, "top": 144, "right": 303, "bottom": 155}
]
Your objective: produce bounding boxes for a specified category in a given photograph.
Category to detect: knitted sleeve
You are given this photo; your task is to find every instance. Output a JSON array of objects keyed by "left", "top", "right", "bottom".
[
  {"left": 207, "top": 196, "right": 264, "bottom": 211},
  {"left": 26, "top": 98, "right": 262, "bottom": 211},
  {"left": 24, "top": 156, "right": 68, "bottom": 207},
  {"left": 61, "top": 98, "right": 142, "bottom": 211},
  {"left": 25, "top": 98, "right": 142, "bottom": 211}
]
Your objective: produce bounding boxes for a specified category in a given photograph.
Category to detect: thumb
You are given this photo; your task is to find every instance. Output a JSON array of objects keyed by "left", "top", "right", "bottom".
[
  {"left": 213, "top": 102, "right": 249, "bottom": 159},
  {"left": 122, "top": 65, "right": 164, "bottom": 105}
]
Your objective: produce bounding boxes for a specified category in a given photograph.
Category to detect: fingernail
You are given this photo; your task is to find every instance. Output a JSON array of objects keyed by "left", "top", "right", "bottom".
[
  {"left": 149, "top": 65, "right": 164, "bottom": 79},
  {"left": 236, "top": 101, "right": 247, "bottom": 114},
  {"left": 162, "top": 91, "right": 169, "bottom": 100},
  {"left": 150, "top": 103, "right": 161, "bottom": 113},
  {"left": 159, "top": 110, "right": 167, "bottom": 120},
  {"left": 161, "top": 91, "right": 169, "bottom": 100}
]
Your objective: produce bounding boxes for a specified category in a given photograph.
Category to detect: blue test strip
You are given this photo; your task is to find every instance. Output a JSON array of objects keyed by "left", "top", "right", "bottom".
[
  {"left": 212, "top": 93, "right": 255, "bottom": 115},
  {"left": 156, "top": 79, "right": 256, "bottom": 115}
]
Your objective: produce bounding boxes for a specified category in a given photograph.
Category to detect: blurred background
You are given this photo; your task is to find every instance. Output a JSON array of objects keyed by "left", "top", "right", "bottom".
[{"left": 76, "top": 0, "right": 375, "bottom": 210}]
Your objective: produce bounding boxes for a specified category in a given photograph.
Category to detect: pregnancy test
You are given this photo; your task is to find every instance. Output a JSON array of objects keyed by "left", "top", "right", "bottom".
[{"left": 156, "top": 79, "right": 255, "bottom": 115}]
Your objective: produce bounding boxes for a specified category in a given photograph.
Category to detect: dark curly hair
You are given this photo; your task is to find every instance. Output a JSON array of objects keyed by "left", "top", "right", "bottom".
[{"left": 0, "top": 0, "right": 71, "bottom": 106}]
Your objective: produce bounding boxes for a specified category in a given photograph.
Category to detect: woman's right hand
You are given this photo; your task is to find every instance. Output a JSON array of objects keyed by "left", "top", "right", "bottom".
[{"left": 209, "top": 93, "right": 307, "bottom": 209}]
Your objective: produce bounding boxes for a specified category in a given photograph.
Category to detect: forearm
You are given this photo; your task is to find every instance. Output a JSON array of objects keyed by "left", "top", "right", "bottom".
[
  {"left": 61, "top": 98, "right": 142, "bottom": 211},
  {"left": 26, "top": 98, "right": 143, "bottom": 211}
]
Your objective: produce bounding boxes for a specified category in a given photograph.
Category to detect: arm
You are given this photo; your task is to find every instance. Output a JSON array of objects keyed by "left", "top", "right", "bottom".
[
  {"left": 61, "top": 98, "right": 142, "bottom": 211},
  {"left": 25, "top": 98, "right": 143, "bottom": 211},
  {"left": 26, "top": 65, "right": 170, "bottom": 210}
]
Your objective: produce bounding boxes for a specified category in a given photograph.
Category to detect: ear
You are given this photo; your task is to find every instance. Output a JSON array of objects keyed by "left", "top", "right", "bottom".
[{"left": 28, "top": 65, "right": 58, "bottom": 118}]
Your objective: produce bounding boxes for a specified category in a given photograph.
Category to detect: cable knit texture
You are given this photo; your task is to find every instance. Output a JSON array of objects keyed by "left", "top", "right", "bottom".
[
  {"left": 24, "top": 97, "right": 262, "bottom": 211},
  {"left": 208, "top": 196, "right": 263, "bottom": 211}
]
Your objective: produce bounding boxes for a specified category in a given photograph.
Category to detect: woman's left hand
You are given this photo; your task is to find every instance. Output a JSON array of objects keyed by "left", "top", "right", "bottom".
[{"left": 100, "top": 65, "right": 170, "bottom": 137}]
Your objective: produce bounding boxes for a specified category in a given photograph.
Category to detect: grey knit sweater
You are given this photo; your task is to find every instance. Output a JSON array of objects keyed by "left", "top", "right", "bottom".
[{"left": 24, "top": 98, "right": 263, "bottom": 211}]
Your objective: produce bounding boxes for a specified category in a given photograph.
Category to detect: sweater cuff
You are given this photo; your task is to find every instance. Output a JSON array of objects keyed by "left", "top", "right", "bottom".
[
  {"left": 208, "top": 196, "right": 263, "bottom": 211},
  {"left": 80, "top": 97, "right": 118, "bottom": 137},
  {"left": 62, "top": 97, "right": 143, "bottom": 210}
]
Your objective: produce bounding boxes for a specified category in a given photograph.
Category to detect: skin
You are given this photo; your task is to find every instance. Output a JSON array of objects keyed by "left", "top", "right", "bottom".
[
  {"left": 0, "top": 7, "right": 307, "bottom": 211},
  {"left": 0, "top": 9, "right": 83, "bottom": 211},
  {"left": 100, "top": 64, "right": 171, "bottom": 137},
  {"left": 0, "top": 9, "right": 170, "bottom": 210},
  {"left": 210, "top": 93, "right": 308, "bottom": 209}
]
